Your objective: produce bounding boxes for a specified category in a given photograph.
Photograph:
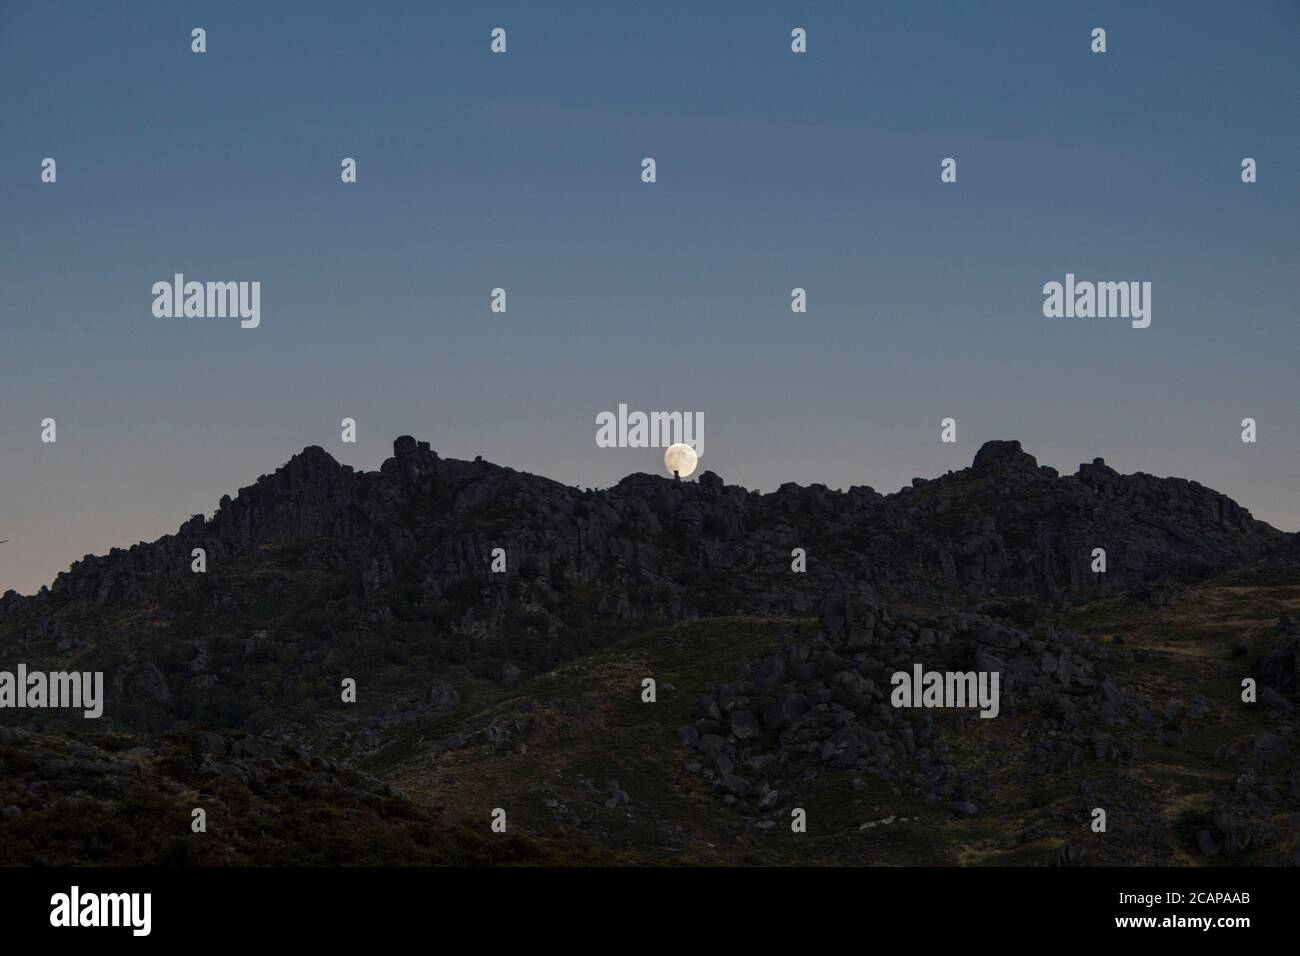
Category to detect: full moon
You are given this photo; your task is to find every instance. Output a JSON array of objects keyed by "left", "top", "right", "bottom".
[{"left": 664, "top": 443, "right": 698, "bottom": 478}]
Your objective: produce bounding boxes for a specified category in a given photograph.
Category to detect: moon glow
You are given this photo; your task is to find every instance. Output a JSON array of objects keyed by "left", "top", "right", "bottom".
[{"left": 664, "top": 443, "right": 698, "bottom": 478}]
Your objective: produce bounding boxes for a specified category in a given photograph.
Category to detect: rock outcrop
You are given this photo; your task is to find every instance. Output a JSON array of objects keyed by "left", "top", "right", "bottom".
[
  {"left": 3, "top": 437, "right": 1288, "bottom": 637},
  {"left": 678, "top": 589, "right": 1147, "bottom": 827},
  {"left": 0, "top": 437, "right": 1290, "bottom": 739}
]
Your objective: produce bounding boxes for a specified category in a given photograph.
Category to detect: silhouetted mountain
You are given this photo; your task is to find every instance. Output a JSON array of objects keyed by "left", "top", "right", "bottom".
[
  {"left": 2, "top": 438, "right": 1299, "bottom": 866},
  {"left": 2, "top": 437, "right": 1288, "bottom": 638}
]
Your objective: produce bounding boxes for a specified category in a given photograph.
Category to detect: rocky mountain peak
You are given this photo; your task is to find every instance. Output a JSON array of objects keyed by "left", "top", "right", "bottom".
[
  {"left": 971, "top": 440, "right": 1039, "bottom": 471},
  {"left": 2, "top": 436, "right": 1291, "bottom": 631}
]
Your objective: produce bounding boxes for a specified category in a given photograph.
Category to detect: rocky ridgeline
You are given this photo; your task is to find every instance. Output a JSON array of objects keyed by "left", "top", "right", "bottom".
[
  {"left": 677, "top": 590, "right": 1156, "bottom": 830},
  {"left": 1, "top": 438, "right": 1288, "bottom": 650}
]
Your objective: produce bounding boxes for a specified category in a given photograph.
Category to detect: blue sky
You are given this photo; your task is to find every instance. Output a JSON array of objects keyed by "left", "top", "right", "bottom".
[{"left": 2, "top": 1, "right": 1298, "bottom": 593}]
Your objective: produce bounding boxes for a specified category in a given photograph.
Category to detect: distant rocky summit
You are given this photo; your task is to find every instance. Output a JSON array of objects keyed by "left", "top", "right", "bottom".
[
  {"left": 2, "top": 436, "right": 1287, "bottom": 635},
  {"left": 0, "top": 436, "right": 1290, "bottom": 738},
  {"left": 0, "top": 437, "right": 1296, "bottom": 866}
]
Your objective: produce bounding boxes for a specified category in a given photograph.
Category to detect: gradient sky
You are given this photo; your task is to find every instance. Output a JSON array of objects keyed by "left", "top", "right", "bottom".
[{"left": 2, "top": 1, "right": 1298, "bottom": 595}]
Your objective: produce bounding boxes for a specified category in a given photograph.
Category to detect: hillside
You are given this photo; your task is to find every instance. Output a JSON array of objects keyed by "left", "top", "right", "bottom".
[{"left": 1, "top": 438, "right": 1296, "bottom": 865}]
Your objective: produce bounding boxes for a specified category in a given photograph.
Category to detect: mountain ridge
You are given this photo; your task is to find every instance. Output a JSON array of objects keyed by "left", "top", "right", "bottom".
[
  {"left": 2, "top": 437, "right": 1298, "bottom": 866},
  {"left": 3, "top": 437, "right": 1290, "bottom": 619}
]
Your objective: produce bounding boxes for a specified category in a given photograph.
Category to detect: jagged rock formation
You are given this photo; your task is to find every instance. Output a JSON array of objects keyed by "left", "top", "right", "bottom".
[
  {"left": 0, "top": 433, "right": 1296, "bottom": 864},
  {"left": 0, "top": 437, "right": 1289, "bottom": 742},
  {"left": 2, "top": 437, "right": 1288, "bottom": 641}
]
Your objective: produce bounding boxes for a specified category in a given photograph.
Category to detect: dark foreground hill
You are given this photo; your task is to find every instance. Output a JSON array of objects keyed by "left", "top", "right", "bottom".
[
  {"left": 0, "top": 438, "right": 1296, "bottom": 865},
  {"left": 383, "top": 585, "right": 1300, "bottom": 866}
]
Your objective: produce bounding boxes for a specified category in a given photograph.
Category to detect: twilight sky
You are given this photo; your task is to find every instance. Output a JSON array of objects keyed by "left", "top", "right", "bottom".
[{"left": 1, "top": 0, "right": 1297, "bottom": 595}]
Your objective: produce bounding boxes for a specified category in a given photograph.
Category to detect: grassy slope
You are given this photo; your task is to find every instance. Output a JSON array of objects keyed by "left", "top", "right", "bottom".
[
  {"left": 375, "top": 567, "right": 1300, "bottom": 866},
  {"left": 6, "top": 554, "right": 1295, "bottom": 865},
  {"left": 380, "top": 617, "right": 958, "bottom": 865}
]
